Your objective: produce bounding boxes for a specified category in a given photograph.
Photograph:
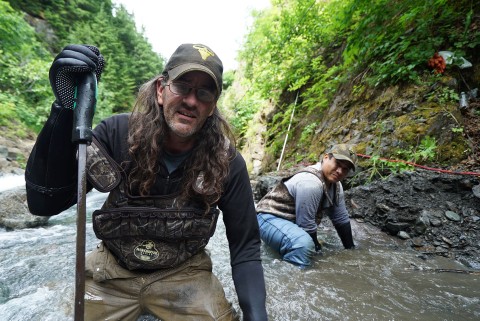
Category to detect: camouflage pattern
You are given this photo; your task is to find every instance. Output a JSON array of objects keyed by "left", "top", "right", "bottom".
[
  {"left": 86, "top": 139, "right": 219, "bottom": 270},
  {"left": 92, "top": 206, "right": 219, "bottom": 270},
  {"left": 86, "top": 138, "right": 121, "bottom": 192}
]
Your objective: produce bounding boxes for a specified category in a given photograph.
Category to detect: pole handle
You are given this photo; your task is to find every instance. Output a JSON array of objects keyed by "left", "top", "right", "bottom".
[{"left": 72, "top": 72, "right": 97, "bottom": 143}]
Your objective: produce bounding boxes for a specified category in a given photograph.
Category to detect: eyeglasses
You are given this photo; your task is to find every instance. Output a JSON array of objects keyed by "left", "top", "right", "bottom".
[{"left": 165, "top": 81, "right": 217, "bottom": 103}]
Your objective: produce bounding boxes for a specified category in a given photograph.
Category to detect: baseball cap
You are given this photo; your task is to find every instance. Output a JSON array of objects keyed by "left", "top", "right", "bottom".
[
  {"left": 328, "top": 144, "right": 357, "bottom": 170},
  {"left": 162, "top": 43, "right": 223, "bottom": 96}
]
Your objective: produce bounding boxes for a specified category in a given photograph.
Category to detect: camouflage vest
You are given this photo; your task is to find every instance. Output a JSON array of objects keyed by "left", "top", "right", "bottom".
[
  {"left": 85, "top": 138, "right": 219, "bottom": 270},
  {"left": 255, "top": 167, "right": 340, "bottom": 222}
]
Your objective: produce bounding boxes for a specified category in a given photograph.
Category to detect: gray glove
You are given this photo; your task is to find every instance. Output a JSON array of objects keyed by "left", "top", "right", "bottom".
[{"left": 49, "top": 44, "right": 105, "bottom": 109}]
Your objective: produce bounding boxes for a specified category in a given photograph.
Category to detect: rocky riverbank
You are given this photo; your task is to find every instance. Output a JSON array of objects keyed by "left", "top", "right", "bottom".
[
  {"left": 0, "top": 134, "right": 44, "bottom": 229},
  {"left": 253, "top": 167, "right": 480, "bottom": 270},
  {"left": 0, "top": 134, "right": 34, "bottom": 177}
]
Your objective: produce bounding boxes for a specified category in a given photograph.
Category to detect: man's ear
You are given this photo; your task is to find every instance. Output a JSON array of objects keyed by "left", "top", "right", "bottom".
[{"left": 156, "top": 77, "right": 165, "bottom": 105}]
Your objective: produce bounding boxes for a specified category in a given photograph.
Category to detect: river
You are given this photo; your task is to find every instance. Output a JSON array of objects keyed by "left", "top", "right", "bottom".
[{"left": 0, "top": 176, "right": 479, "bottom": 320}]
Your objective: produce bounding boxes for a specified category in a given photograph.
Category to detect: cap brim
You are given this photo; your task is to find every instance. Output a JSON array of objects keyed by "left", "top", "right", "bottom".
[
  {"left": 332, "top": 153, "right": 355, "bottom": 170},
  {"left": 168, "top": 63, "right": 221, "bottom": 94}
]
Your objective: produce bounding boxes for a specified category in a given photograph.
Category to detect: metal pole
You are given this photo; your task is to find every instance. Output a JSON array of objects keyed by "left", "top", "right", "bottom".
[
  {"left": 277, "top": 91, "right": 299, "bottom": 171},
  {"left": 74, "top": 143, "right": 87, "bottom": 321},
  {"left": 71, "top": 72, "right": 97, "bottom": 321}
]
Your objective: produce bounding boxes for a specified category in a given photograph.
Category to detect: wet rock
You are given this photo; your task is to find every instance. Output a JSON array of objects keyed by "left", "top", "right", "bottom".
[
  {"left": 398, "top": 231, "right": 410, "bottom": 239},
  {"left": 445, "top": 210, "right": 461, "bottom": 222},
  {"left": 442, "top": 236, "right": 453, "bottom": 246},
  {"left": 473, "top": 184, "right": 480, "bottom": 198},
  {"left": 462, "top": 207, "right": 476, "bottom": 217},
  {"left": 0, "top": 146, "right": 8, "bottom": 158},
  {"left": 343, "top": 169, "right": 480, "bottom": 268},
  {"left": 435, "top": 246, "right": 449, "bottom": 255},
  {"left": 411, "top": 237, "right": 425, "bottom": 247},
  {"left": 0, "top": 186, "right": 49, "bottom": 229},
  {"left": 252, "top": 175, "right": 283, "bottom": 201},
  {"left": 414, "top": 214, "right": 430, "bottom": 234},
  {"left": 430, "top": 218, "right": 442, "bottom": 227},
  {"left": 445, "top": 201, "right": 458, "bottom": 212},
  {"left": 385, "top": 221, "right": 410, "bottom": 234}
]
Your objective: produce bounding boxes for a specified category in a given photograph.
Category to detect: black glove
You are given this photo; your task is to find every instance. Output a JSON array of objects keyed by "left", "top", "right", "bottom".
[
  {"left": 308, "top": 231, "right": 323, "bottom": 253},
  {"left": 49, "top": 44, "right": 105, "bottom": 109},
  {"left": 334, "top": 222, "right": 355, "bottom": 249}
]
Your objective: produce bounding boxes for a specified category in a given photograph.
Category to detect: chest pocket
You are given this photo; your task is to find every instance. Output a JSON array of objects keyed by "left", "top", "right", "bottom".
[
  {"left": 92, "top": 206, "right": 220, "bottom": 270},
  {"left": 86, "top": 137, "right": 122, "bottom": 192}
]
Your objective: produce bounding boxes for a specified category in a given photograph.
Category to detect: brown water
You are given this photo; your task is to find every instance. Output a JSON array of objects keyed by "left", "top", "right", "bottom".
[{"left": 0, "top": 189, "right": 479, "bottom": 321}]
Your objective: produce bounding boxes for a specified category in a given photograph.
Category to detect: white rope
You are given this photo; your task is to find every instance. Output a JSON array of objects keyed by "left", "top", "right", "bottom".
[{"left": 277, "top": 91, "right": 299, "bottom": 171}]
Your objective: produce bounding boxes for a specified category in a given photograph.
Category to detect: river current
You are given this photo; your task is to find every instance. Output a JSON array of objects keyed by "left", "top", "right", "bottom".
[{"left": 0, "top": 176, "right": 479, "bottom": 320}]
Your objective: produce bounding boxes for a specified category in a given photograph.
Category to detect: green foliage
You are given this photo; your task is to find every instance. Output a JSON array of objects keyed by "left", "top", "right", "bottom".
[
  {"left": 356, "top": 154, "right": 411, "bottom": 184},
  {"left": 299, "top": 122, "right": 317, "bottom": 144},
  {"left": 362, "top": 135, "right": 438, "bottom": 182},
  {"left": 237, "top": 0, "right": 478, "bottom": 106},
  {"left": 228, "top": 95, "right": 262, "bottom": 138},
  {"left": 0, "top": 93, "right": 16, "bottom": 126},
  {"left": 222, "top": 70, "right": 235, "bottom": 90},
  {"left": 397, "top": 135, "right": 437, "bottom": 163},
  {"left": 229, "top": 0, "right": 477, "bottom": 170},
  {"left": 367, "top": 155, "right": 394, "bottom": 181},
  {"left": 0, "top": 0, "right": 165, "bottom": 135},
  {"left": 240, "top": 0, "right": 337, "bottom": 101},
  {"left": 0, "top": 1, "right": 52, "bottom": 131},
  {"left": 342, "top": 0, "right": 478, "bottom": 86},
  {"left": 425, "top": 86, "right": 459, "bottom": 104}
]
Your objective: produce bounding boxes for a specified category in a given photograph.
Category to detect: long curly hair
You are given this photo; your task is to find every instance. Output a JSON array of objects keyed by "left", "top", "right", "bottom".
[{"left": 126, "top": 75, "right": 236, "bottom": 206}]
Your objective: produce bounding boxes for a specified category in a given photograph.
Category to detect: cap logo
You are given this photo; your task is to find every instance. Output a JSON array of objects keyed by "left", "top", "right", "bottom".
[{"left": 193, "top": 44, "right": 215, "bottom": 61}]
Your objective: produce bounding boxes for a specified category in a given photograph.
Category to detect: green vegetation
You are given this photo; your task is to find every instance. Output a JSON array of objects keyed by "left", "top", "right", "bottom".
[
  {"left": 352, "top": 135, "right": 438, "bottom": 184},
  {"left": 397, "top": 135, "right": 437, "bottom": 164},
  {"left": 0, "top": 0, "right": 164, "bottom": 135},
  {"left": 223, "top": 0, "right": 478, "bottom": 172},
  {"left": 1, "top": 0, "right": 478, "bottom": 176}
]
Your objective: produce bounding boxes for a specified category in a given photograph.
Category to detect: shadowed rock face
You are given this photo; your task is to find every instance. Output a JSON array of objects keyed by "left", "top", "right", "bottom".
[
  {"left": 344, "top": 169, "right": 480, "bottom": 268},
  {"left": 253, "top": 169, "right": 480, "bottom": 269}
]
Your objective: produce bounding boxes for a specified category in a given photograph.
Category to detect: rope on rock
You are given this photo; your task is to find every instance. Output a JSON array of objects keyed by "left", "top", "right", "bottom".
[{"left": 356, "top": 153, "right": 480, "bottom": 177}]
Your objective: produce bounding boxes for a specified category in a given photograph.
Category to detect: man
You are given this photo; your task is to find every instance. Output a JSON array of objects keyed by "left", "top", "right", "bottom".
[
  {"left": 25, "top": 44, "right": 267, "bottom": 321},
  {"left": 256, "top": 144, "right": 357, "bottom": 268}
]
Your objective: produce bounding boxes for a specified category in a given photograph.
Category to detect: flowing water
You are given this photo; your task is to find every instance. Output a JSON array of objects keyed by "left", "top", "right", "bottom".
[{"left": 0, "top": 176, "right": 479, "bottom": 321}]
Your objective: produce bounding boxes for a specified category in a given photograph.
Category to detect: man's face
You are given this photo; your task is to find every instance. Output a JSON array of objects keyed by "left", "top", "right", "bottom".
[
  {"left": 157, "top": 71, "right": 217, "bottom": 139},
  {"left": 321, "top": 154, "right": 352, "bottom": 184}
]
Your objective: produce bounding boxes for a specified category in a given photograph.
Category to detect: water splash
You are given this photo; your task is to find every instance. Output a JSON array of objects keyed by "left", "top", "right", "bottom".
[{"left": 0, "top": 174, "right": 25, "bottom": 193}]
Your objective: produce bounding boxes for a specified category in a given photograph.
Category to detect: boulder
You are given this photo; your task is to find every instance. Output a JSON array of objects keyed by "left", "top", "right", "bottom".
[{"left": 0, "top": 186, "right": 49, "bottom": 229}]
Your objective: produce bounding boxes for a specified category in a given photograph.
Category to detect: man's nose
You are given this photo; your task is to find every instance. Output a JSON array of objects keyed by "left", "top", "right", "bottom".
[{"left": 182, "top": 89, "right": 199, "bottom": 105}]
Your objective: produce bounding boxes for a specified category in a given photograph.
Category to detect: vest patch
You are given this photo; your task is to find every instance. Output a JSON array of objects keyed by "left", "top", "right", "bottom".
[{"left": 134, "top": 240, "right": 160, "bottom": 261}]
